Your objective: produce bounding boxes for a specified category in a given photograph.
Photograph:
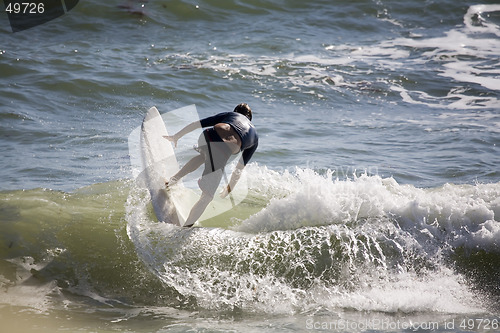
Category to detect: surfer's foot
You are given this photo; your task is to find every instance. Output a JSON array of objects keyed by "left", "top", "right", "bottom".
[{"left": 165, "top": 176, "right": 178, "bottom": 188}]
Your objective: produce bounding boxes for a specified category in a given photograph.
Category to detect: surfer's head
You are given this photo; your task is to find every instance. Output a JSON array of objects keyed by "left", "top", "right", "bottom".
[{"left": 234, "top": 103, "right": 252, "bottom": 121}]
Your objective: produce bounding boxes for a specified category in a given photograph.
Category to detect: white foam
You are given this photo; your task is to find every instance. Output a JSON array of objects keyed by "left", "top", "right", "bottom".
[
  {"left": 0, "top": 255, "right": 62, "bottom": 313},
  {"left": 237, "top": 166, "right": 500, "bottom": 252},
  {"left": 465, "top": 5, "right": 500, "bottom": 37},
  {"left": 390, "top": 83, "right": 500, "bottom": 109},
  {"left": 441, "top": 61, "right": 500, "bottom": 92},
  {"left": 321, "top": 269, "right": 482, "bottom": 314}
]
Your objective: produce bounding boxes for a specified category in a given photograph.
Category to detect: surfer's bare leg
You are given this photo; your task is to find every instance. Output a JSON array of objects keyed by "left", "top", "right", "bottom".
[
  {"left": 166, "top": 154, "right": 204, "bottom": 186},
  {"left": 184, "top": 192, "right": 212, "bottom": 227}
]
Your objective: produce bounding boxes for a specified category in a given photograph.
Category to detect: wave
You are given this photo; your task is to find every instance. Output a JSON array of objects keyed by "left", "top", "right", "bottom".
[
  {"left": 126, "top": 164, "right": 500, "bottom": 314},
  {"left": 1, "top": 165, "right": 499, "bottom": 315},
  {"left": 0, "top": 181, "right": 181, "bottom": 311}
]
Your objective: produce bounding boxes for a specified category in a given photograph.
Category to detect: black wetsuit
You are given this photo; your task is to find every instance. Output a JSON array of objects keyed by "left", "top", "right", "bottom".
[
  {"left": 197, "top": 112, "right": 258, "bottom": 196},
  {"left": 200, "top": 112, "right": 258, "bottom": 165}
]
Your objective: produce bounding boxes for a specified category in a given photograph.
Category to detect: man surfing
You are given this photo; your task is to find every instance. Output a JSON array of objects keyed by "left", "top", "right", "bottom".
[{"left": 163, "top": 103, "right": 258, "bottom": 227}]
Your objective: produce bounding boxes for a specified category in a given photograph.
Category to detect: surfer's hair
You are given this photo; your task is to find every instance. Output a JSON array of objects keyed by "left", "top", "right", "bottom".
[{"left": 234, "top": 103, "right": 252, "bottom": 121}]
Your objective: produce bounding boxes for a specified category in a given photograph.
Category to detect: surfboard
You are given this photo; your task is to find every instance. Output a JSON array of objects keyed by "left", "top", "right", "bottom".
[{"left": 139, "top": 106, "right": 191, "bottom": 226}]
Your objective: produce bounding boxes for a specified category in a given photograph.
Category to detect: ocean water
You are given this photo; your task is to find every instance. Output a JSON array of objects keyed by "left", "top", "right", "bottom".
[{"left": 1, "top": 0, "right": 499, "bottom": 332}]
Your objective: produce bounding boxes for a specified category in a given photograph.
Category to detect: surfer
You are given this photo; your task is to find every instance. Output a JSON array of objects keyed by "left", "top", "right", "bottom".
[{"left": 163, "top": 103, "right": 258, "bottom": 227}]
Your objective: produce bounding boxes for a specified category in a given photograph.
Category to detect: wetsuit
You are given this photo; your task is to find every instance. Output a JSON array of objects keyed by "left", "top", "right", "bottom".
[{"left": 197, "top": 112, "right": 258, "bottom": 196}]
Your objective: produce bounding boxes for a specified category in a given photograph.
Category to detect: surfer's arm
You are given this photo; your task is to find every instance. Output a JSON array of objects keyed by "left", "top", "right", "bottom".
[
  {"left": 163, "top": 121, "right": 201, "bottom": 147},
  {"left": 221, "top": 143, "right": 257, "bottom": 197},
  {"left": 221, "top": 161, "right": 245, "bottom": 198}
]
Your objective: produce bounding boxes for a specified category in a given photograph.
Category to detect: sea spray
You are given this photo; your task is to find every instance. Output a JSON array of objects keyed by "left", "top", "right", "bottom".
[{"left": 126, "top": 164, "right": 499, "bottom": 314}]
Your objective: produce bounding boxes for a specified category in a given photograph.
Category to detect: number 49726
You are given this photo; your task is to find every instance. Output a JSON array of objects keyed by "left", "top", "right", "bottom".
[
  {"left": 5, "top": 2, "right": 45, "bottom": 14},
  {"left": 460, "top": 319, "right": 499, "bottom": 330}
]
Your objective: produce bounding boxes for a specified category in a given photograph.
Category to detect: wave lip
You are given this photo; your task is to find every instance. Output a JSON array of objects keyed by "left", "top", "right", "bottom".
[{"left": 236, "top": 167, "right": 500, "bottom": 251}]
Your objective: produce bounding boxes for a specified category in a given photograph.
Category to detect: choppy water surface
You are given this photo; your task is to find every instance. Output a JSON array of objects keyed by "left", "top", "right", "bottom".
[{"left": 0, "top": 0, "right": 499, "bottom": 332}]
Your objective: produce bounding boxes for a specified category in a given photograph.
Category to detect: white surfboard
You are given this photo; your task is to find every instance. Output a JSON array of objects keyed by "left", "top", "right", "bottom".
[{"left": 140, "top": 106, "right": 193, "bottom": 226}]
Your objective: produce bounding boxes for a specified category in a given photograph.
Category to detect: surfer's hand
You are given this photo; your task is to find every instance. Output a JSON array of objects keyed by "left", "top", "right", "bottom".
[
  {"left": 220, "top": 185, "right": 231, "bottom": 198},
  {"left": 163, "top": 135, "right": 178, "bottom": 147}
]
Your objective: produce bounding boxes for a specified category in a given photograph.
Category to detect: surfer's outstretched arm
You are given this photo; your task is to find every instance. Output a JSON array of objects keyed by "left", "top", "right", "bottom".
[{"left": 164, "top": 121, "right": 201, "bottom": 147}]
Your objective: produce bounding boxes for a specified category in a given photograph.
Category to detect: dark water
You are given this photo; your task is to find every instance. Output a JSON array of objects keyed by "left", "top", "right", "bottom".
[{"left": 0, "top": 0, "right": 499, "bottom": 331}]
